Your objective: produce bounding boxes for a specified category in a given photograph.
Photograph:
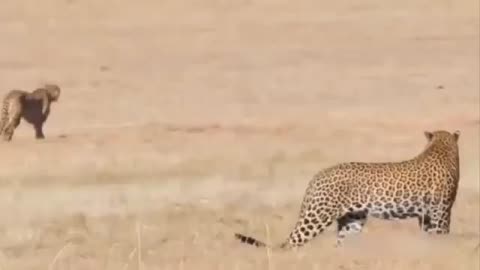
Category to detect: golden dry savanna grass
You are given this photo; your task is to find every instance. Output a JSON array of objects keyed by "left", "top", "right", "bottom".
[{"left": 0, "top": 0, "right": 478, "bottom": 269}]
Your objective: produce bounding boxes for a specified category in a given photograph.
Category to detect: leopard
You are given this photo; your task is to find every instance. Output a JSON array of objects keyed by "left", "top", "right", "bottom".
[
  {"left": 0, "top": 84, "right": 61, "bottom": 141},
  {"left": 235, "top": 130, "right": 461, "bottom": 249}
]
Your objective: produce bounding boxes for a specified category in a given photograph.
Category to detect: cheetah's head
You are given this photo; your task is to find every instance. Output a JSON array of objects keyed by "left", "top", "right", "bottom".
[{"left": 44, "top": 84, "right": 61, "bottom": 102}]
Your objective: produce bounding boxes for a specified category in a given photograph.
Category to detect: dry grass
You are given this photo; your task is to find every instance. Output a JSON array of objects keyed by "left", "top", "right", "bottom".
[{"left": 0, "top": 0, "right": 478, "bottom": 269}]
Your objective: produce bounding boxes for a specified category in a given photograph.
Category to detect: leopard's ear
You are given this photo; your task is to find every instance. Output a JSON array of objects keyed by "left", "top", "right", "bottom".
[
  {"left": 424, "top": 131, "right": 434, "bottom": 141},
  {"left": 453, "top": 130, "right": 460, "bottom": 142}
]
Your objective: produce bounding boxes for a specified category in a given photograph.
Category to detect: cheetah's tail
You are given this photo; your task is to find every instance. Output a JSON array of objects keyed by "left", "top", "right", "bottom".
[{"left": 234, "top": 233, "right": 268, "bottom": 247}]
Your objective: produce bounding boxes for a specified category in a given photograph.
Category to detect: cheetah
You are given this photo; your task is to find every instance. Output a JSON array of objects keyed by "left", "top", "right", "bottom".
[
  {"left": 235, "top": 130, "right": 461, "bottom": 249},
  {"left": 0, "top": 84, "right": 61, "bottom": 141}
]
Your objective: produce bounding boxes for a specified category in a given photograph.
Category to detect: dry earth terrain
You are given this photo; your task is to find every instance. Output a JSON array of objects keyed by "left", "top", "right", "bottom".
[{"left": 0, "top": 0, "right": 479, "bottom": 269}]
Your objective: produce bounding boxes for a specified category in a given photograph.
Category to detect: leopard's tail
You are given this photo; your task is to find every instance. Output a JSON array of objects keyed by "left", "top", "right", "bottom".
[
  {"left": 234, "top": 233, "right": 268, "bottom": 247},
  {"left": 234, "top": 233, "right": 292, "bottom": 249}
]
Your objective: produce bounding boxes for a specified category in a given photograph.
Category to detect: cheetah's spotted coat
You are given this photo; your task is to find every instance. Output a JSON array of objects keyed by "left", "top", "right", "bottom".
[{"left": 0, "top": 84, "right": 61, "bottom": 141}]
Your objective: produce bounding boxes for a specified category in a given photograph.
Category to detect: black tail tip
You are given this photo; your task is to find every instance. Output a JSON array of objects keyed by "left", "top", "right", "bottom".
[
  {"left": 234, "top": 233, "right": 265, "bottom": 247},
  {"left": 234, "top": 233, "right": 246, "bottom": 241}
]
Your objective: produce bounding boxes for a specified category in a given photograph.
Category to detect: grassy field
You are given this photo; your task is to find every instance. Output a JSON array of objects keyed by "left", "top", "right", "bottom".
[{"left": 0, "top": 0, "right": 478, "bottom": 269}]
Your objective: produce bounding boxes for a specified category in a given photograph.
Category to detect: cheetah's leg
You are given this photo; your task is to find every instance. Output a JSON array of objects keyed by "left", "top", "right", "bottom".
[
  {"left": 336, "top": 211, "right": 368, "bottom": 246},
  {"left": 3, "top": 114, "right": 21, "bottom": 141},
  {"left": 0, "top": 117, "right": 7, "bottom": 136},
  {"left": 2, "top": 96, "right": 23, "bottom": 141},
  {"left": 0, "top": 105, "right": 9, "bottom": 135},
  {"left": 34, "top": 122, "right": 45, "bottom": 139}
]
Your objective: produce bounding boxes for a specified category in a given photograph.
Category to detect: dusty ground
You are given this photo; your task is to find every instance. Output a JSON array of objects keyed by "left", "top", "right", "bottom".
[{"left": 0, "top": 0, "right": 479, "bottom": 269}]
